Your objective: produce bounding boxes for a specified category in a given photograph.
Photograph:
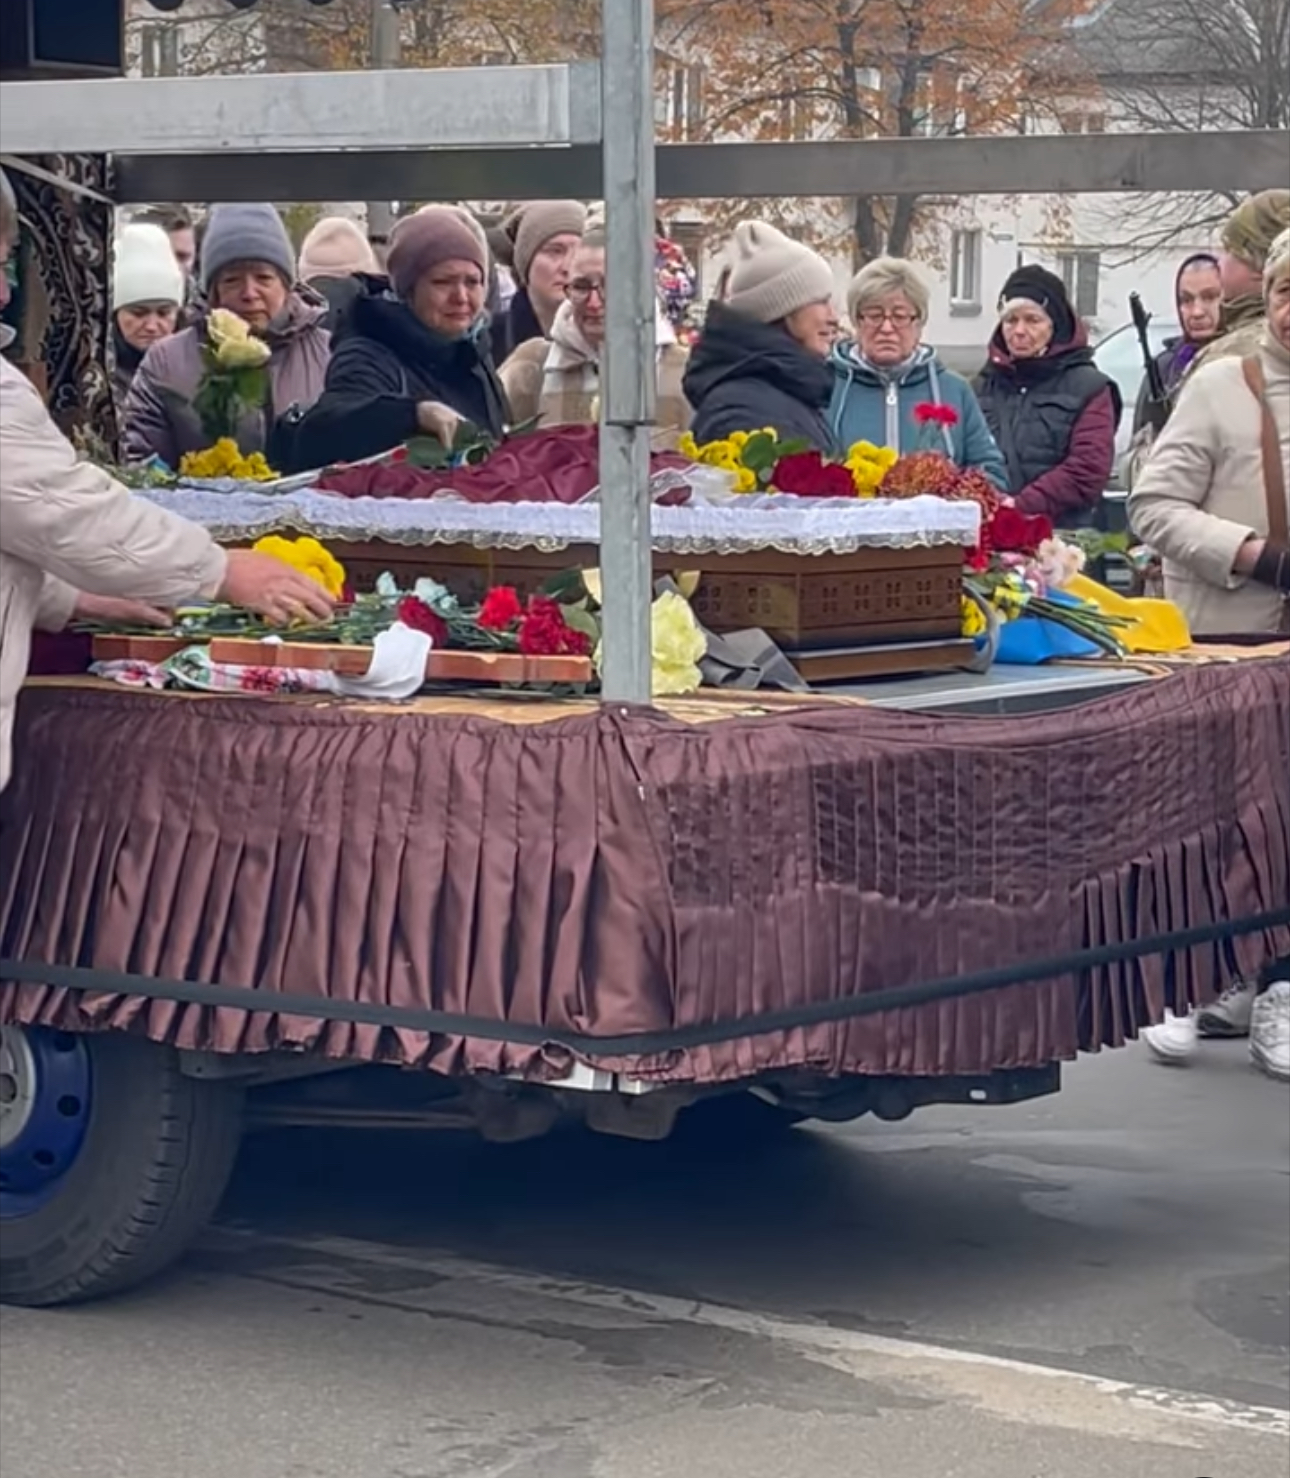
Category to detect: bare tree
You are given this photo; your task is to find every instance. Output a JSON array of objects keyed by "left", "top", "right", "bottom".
[{"left": 1081, "top": 0, "right": 1290, "bottom": 252}]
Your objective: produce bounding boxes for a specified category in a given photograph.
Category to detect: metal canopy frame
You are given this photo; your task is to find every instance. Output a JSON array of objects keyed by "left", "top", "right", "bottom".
[{"left": 4, "top": 16, "right": 1288, "bottom": 701}]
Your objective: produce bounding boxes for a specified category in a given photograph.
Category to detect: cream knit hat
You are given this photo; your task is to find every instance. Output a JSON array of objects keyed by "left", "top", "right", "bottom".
[
  {"left": 297, "top": 216, "right": 379, "bottom": 282},
  {"left": 723, "top": 221, "right": 836, "bottom": 324},
  {"left": 505, "top": 200, "right": 588, "bottom": 285},
  {"left": 1264, "top": 226, "right": 1290, "bottom": 296},
  {"left": 112, "top": 223, "right": 184, "bottom": 311}
]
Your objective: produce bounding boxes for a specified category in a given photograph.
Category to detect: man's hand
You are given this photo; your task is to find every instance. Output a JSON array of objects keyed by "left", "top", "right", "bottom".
[
  {"left": 416, "top": 400, "right": 462, "bottom": 445},
  {"left": 73, "top": 593, "right": 173, "bottom": 627},
  {"left": 219, "top": 550, "right": 335, "bottom": 626}
]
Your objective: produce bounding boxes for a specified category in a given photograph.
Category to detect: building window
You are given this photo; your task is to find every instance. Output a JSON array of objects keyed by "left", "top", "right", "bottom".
[
  {"left": 950, "top": 227, "right": 983, "bottom": 311},
  {"left": 1058, "top": 250, "right": 1101, "bottom": 318},
  {"left": 138, "top": 22, "right": 179, "bottom": 76},
  {"left": 657, "top": 60, "right": 704, "bottom": 140}
]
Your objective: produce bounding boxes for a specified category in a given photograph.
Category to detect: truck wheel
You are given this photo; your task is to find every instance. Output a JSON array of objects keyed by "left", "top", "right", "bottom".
[{"left": 0, "top": 1025, "right": 243, "bottom": 1307}]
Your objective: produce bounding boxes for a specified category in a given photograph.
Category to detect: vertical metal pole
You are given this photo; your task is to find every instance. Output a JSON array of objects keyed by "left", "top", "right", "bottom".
[
  {"left": 598, "top": 0, "right": 656, "bottom": 704},
  {"left": 366, "top": 0, "right": 402, "bottom": 250}
]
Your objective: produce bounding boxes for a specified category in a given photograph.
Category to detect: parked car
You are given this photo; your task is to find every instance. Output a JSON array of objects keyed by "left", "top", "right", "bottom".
[{"left": 1092, "top": 318, "right": 1179, "bottom": 489}]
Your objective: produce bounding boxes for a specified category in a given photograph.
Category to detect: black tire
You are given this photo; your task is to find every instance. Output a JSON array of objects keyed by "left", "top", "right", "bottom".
[
  {"left": 674, "top": 1092, "right": 807, "bottom": 1145},
  {"left": 0, "top": 1032, "right": 243, "bottom": 1307}
]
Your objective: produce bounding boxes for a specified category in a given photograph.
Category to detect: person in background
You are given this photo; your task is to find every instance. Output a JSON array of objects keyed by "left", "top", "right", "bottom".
[
  {"left": 1131, "top": 253, "right": 1223, "bottom": 433},
  {"left": 1131, "top": 228, "right": 1290, "bottom": 1074},
  {"left": 110, "top": 223, "right": 184, "bottom": 409},
  {"left": 477, "top": 211, "right": 518, "bottom": 321},
  {"left": 284, "top": 205, "right": 507, "bottom": 471},
  {"left": 0, "top": 167, "right": 332, "bottom": 793},
  {"left": 131, "top": 204, "right": 198, "bottom": 286},
  {"left": 655, "top": 225, "right": 698, "bottom": 344},
  {"left": 682, "top": 221, "right": 838, "bottom": 450},
  {"left": 1190, "top": 189, "right": 1290, "bottom": 375},
  {"left": 493, "top": 200, "right": 587, "bottom": 360},
  {"left": 974, "top": 264, "right": 1121, "bottom": 527},
  {"left": 828, "top": 256, "right": 1006, "bottom": 483},
  {"left": 296, "top": 215, "right": 380, "bottom": 334},
  {"left": 122, "top": 203, "right": 331, "bottom": 470},
  {"left": 499, "top": 227, "right": 691, "bottom": 435}
]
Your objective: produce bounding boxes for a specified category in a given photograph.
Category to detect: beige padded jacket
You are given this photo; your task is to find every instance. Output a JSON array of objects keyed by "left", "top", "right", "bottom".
[{"left": 0, "top": 359, "right": 226, "bottom": 791}]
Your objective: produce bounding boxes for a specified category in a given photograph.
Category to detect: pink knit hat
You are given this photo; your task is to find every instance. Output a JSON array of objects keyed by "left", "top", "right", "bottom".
[
  {"left": 387, "top": 206, "right": 489, "bottom": 297},
  {"left": 297, "top": 216, "right": 378, "bottom": 282}
]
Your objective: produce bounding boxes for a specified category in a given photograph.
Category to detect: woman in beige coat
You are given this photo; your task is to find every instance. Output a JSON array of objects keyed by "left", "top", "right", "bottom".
[
  {"left": 0, "top": 173, "right": 333, "bottom": 792},
  {"left": 1128, "top": 229, "right": 1290, "bottom": 637}
]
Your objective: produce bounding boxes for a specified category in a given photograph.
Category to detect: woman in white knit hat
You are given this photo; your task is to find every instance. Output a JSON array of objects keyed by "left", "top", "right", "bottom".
[
  {"left": 682, "top": 221, "right": 839, "bottom": 449},
  {"left": 110, "top": 223, "right": 184, "bottom": 409}
]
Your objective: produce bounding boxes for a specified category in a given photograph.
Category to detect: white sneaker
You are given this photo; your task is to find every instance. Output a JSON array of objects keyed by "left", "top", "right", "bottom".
[
  {"left": 1249, "top": 982, "right": 1290, "bottom": 1082},
  {"left": 1143, "top": 1009, "right": 1199, "bottom": 1064},
  {"left": 1197, "top": 981, "right": 1257, "bottom": 1038}
]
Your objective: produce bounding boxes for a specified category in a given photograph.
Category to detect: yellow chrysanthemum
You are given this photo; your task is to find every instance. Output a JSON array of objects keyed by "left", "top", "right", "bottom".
[
  {"left": 179, "top": 438, "right": 279, "bottom": 482},
  {"left": 733, "top": 466, "right": 758, "bottom": 493},
  {"left": 677, "top": 431, "right": 700, "bottom": 461},
  {"left": 651, "top": 590, "right": 706, "bottom": 696},
  {"left": 960, "top": 596, "right": 987, "bottom": 638},
  {"left": 252, "top": 534, "right": 347, "bottom": 598}
]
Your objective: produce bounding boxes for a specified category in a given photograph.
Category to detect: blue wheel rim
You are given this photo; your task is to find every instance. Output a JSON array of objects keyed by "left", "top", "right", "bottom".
[{"left": 0, "top": 1027, "right": 93, "bottom": 1220}]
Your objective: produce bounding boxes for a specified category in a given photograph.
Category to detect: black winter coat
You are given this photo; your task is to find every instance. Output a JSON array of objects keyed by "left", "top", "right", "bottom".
[
  {"left": 282, "top": 278, "right": 509, "bottom": 472},
  {"left": 682, "top": 304, "right": 837, "bottom": 452}
]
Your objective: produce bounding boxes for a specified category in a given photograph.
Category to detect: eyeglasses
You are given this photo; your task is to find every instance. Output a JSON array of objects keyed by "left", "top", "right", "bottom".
[
  {"left": 859, "top": 307, "right": 920, "bottom": 327},
  {"left": 566, "top": 278, "right": 606, "bottom": 302}
]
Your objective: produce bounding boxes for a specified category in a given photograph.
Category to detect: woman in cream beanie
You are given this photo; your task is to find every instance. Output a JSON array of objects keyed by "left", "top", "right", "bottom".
[
  {"left": 111, "top": 223, "right": 184, "bottom": 407},
  {"left": 682, "top": 220, "right": 839, "bottom": 448}
]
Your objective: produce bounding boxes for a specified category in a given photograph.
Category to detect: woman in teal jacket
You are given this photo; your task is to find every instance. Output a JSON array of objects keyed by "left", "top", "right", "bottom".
[{"left": 828, "top": 257, "right": 1007, "bottom": 488}]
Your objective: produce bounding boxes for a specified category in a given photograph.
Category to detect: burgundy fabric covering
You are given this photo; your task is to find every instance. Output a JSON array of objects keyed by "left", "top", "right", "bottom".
[
  {"left": 1, "top": 662, "right": 1287, "bottom": 1084},
  {"left": 316, "top": 425, "right": 691, "bottom": 503}
]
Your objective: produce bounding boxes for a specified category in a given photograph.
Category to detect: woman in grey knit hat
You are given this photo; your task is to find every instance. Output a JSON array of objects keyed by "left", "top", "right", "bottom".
[
  {"left": 682, "top": 221, "right": 839, "bottom": 450},
  {"left": 121, "top": 203, "right": 331, "bottom": 470}
]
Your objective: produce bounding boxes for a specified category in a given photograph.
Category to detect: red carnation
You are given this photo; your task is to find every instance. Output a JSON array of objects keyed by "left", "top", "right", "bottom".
[
  {"left": 478, "top": 585, "right": 523, "bottom": 631},
  {"left": 518, "top": 596, "right": 592, "bottom": 657},
  {"left": 914, "top": 401, "right": 960, "bottom": 428},
  {"left": 397, "top": 595, "right": 450, "bottom": 646},
  {"left": 773, "top": 451, "right": 856, "bottom": 498}
]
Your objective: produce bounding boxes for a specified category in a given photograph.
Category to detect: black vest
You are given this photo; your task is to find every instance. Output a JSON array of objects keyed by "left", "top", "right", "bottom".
[{"left": 975, "top": 351, "right": 1110, "bottom": 498}]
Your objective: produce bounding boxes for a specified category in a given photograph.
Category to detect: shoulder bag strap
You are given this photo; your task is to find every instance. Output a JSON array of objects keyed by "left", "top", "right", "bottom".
[{"left": 1241, "top": 356, "right": 1288, "bottom": 547}]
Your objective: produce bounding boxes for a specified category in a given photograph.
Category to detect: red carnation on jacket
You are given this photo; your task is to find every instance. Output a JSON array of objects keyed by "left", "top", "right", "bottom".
[{"left": 914, "top": 401, "right": 960, "bottom": 428}]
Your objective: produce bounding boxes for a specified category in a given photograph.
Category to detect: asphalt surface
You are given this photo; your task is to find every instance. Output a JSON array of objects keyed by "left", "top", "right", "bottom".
[{"left": 2, "top": 1038, "right": 1288, "bottom": 1478}]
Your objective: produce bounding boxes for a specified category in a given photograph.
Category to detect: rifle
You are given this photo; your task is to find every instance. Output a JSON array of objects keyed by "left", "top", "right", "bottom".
[{"left": 1130, "top": 291, "right": 1170, "bottom": 434}]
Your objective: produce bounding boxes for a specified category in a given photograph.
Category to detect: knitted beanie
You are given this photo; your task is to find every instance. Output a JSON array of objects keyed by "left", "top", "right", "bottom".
[
  {"left": 505, "top": 200, "right": 587, "bottom": 285},
  {"left": 722, "top": 221, "right": 835, "bottom": 325},
  {"left": 387, "top": 206, "right": 488, "bottom": 298},
  {"left": 1265, "top": 227, "right": 1290, "bottom": 296},
  {"left": 998, "top": 262, "right": 1076, "bottom": 343},
  {"left": 1222, "top": 189, "right": 1290, "bottom": 270},
  {"left": 200, "top": 203, "right": 295, "bottom": 292},
  {"left": 297, "top": 216, "right": 378, "bottom": 282},
  {"left": 112, "top": 223, "right": 184, "bottom": 311}
]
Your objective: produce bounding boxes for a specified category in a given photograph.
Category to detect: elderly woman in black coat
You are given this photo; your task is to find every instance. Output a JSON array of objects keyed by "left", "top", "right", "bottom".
[{"left": 284, "top": 207, "right": 509, "bottom": 471}]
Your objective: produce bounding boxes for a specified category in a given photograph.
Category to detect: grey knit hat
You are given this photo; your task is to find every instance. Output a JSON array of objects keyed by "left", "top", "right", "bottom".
[
  {"left": 200, "top": 203, "right": 295, "bottom": 292},
  {"left": 723, "top": 221, "right": 835, "bottom": 324},
  {"left": 505, "top": 200, "right": 587, "bottom": 284}
]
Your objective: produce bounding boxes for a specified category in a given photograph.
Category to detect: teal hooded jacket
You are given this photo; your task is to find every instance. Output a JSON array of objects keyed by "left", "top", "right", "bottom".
[{"left": 827, "top": 343, "right": 1008, "bottom": 488}]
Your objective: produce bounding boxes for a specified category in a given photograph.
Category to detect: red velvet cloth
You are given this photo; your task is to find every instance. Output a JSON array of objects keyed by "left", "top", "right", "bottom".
[
  {"left": 316, "top": 425, "right": 692, "bottom": 503},
  {"left": 27, "top": 632, "right": 93, "bottom": 676}
]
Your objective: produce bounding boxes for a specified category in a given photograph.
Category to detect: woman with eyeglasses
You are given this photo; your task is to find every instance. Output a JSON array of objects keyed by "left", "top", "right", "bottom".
[
  {"left": 499, "top": 230, "right": 692, "bottom": 436},
  {"left": 828, "top": 257, "right": 1006, "bottom": 484},
  {"left": 974, "top": 264, "right": 1122, "bottom": 527},
  {"left": 283, "top": 206, "right": 509, "bottom": 471}
]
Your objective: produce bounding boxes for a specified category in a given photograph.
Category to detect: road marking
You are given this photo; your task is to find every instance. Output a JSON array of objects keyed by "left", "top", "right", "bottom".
[{"left": 206, "top": 1227, "right": 1290, "bottom": 1443}]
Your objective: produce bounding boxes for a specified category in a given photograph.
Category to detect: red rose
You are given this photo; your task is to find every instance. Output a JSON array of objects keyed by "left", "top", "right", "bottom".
[
  {"left": 773, "top": 451, "right": 856, "bottom": 498},
  {"left": 478, "top": 585, "right": 523, "bottom": 631},
  {"left": 518, "top": 596, "right": 592, "bottom": 657},
  {"left": 397, "top": 596, "right": 450, "bottom": 646}
]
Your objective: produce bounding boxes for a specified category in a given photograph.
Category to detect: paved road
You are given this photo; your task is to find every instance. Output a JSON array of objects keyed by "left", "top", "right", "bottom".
[{"left": 2, "top": 1039, "right": 1288, "bottom": 1478}]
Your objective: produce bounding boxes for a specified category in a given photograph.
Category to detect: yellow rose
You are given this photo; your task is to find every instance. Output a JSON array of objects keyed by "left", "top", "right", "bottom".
[
  {"left": 206, "top": 308, "right": 252, "bottom": 347},
  {"left": 215, "top": 335, "right": 272, "bottom": 370},
  {"left": 651, "top": 590, "right": 706, "bottom": 697}
]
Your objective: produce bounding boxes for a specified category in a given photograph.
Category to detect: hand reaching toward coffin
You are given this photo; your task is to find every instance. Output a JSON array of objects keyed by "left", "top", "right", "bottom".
[
  {"left": 219, "top": 550, "right": 336, "bottom": 626},
  {"left": 73, "top": 592, "right": 174, "bottom": 628},
  {"left": 415, "top": 400, "right": 462, "bottom": 446}
]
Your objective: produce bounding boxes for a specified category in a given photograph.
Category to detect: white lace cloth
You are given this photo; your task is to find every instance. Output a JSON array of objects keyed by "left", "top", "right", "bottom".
[{"left": 140, "top": 486, "right": 980, "bottom": 555}]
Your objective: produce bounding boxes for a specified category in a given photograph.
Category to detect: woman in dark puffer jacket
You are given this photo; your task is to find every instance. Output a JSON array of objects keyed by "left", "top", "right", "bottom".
[
  {"left": 683, "top": 221, "right": 839, "bottom": 452},
  {"left": 974, "top": 264, "right": 1122, "bottom": 528}
]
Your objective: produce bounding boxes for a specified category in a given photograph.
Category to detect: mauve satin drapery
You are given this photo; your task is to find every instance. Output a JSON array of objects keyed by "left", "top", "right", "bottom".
[{"left": 1, "top": 660, "right": 1287, "bottom": 1083}]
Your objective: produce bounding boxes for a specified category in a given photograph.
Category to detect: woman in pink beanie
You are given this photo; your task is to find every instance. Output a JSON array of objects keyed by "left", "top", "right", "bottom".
[
  {"left": 296, "top": 216, "right": 380, "bottom": 333},
  {"left": 285, "top": 205, "right": 509, "bottom": 470}
]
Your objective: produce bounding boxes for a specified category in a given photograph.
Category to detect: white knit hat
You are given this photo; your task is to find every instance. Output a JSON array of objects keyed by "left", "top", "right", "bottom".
[
  {"left": 723, "top": 221, "right": 835, "bottom": 324},
  {"left": 112, "top": 223, "right": 184, "bottom": 311},
  {"left": 297, "top": 216, "right": 378, "bottom": 282}
]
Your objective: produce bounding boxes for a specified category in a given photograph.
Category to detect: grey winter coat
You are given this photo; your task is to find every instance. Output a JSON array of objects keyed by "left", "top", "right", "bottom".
[{"left": 121, "top": 292, "right": 331, "bottom": 469}]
